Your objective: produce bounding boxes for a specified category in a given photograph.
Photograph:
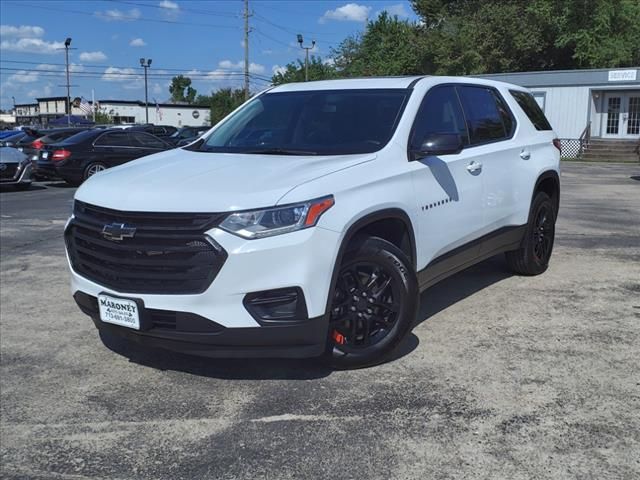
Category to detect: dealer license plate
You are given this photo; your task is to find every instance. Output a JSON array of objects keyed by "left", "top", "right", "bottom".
[{"left": 98, "top": 294, "right": 140, "bottom": 330}]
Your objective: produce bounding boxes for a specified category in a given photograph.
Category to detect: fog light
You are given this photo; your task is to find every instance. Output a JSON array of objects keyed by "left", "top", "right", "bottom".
[{"left": 244, "top": 287, "right": 308, "bottom": 324}]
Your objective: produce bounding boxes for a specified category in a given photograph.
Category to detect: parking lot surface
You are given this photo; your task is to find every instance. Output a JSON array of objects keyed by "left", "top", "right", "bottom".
[{"left": 1, "top": 163, "right": 639, "bottom": 480}]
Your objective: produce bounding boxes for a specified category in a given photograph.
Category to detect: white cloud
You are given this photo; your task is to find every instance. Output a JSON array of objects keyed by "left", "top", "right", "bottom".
[
  {"left": 7, "top": 70, "right": 40, "bottom": 83},
  {"left": 319, "top": 3, "right": 370, "bottom": 23},
  {"left": 129, "top": 38, "right": 146, "bottom": 47},
  {"left": 27, "top": 83, "right": 53, "bottom": 98},
  {"left": 79, "top": 51, "right": 107, "bottom": 62},
  {"left": 218, "top": 60, "right": 265, "bottom": 75},
  {"left": 0, "top": 38, "right": 64, "bottom": 54},
  {"left": 378, "top": 4, "right": 409, "bottom": 18},
  {"left": 0, "top": 25, "right": 45, "bottom": 38},
  {"left": 102, "top": 67, "right": 142, "bottom": 89},
  {"left": 323, "top": 57, "right": 336, "bottom": 66},
  {"left": 188, "top": 60, "right": 267, "bottom": 89},
  {"left": 152, "top": 83, "right": 163, "bottom": 94},
  {"left": 95, "top": 8, "right": 141, "bottom": 22},
  {"left": 159, "top": 1, "right": 180, "bottom": 19},
  {"left": 69, "top": 63, "right": 85, "bottom": 73},
  {"left": 36, "top": 64, "right": 58, "bottom": 71},
  {"left": 159, "top": 0, "right": 179, "bottom": 10}
]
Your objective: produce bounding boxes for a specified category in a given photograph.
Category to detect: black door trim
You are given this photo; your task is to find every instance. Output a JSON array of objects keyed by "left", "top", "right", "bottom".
[{"left": 417, "top": 225, "right": 526, "bottom": 290}]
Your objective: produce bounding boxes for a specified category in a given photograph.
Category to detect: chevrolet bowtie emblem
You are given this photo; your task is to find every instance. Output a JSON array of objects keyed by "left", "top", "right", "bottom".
[{"left": 102, "top": 223, "right": 136, "bottom": 241}]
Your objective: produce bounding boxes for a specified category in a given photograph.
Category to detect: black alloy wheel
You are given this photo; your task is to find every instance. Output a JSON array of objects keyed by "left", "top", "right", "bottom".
[
  {"left": 327, "top": 236, "right": 418, "bottom": 368},
  {"left": 506, "top": 191, "right": 556, "bottom": 275}
]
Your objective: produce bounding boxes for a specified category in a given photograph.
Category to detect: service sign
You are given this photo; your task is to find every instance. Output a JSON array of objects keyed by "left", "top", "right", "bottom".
[{"left": 608, "top": 70, "right": 637, "bottom": 82}]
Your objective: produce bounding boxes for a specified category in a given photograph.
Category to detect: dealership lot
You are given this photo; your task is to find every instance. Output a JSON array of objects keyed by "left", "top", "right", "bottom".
[{"left": 1, "top": 163, "right": 639, "bottom": 479}]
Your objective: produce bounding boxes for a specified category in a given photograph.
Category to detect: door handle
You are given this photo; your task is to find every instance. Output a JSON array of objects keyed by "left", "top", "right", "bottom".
[
  {"left": 520, "top": 150, "right": 531, "bottom": 160},
  {"left": 466, "top": 161, "right": 482, "bottom": 173}
]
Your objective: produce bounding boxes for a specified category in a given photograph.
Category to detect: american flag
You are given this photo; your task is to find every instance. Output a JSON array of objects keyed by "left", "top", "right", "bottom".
[
  {"left": 79, "top": 97, "right": 93, "bottom": 115},
  {"left": 154, "top": 99, "right": 163, "bottom": 121}
]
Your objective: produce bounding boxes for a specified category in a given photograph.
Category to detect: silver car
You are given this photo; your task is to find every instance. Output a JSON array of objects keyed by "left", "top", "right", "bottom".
[{"left": 0, "top": 147, "right": 33, "bottom": 190}]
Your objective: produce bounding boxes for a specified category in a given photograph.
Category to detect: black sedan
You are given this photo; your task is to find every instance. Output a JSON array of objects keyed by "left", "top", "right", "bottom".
[
  {"left": 24, "top": 128, "right": 89, "bottom": 179},
  {"left": 46, "top": 129, "right": 172, "bottom": 186}
]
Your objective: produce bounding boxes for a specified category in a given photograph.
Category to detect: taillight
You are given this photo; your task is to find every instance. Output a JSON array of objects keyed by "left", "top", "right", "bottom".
[
  {"left": 31, "top": 139, "right": 44, "bottom": 150},
  {"left": 552, "top": 138, "right": 561, "bottom": 152},
  {"left": 52, "top": 149, "right": 72, "bottom": 161}
]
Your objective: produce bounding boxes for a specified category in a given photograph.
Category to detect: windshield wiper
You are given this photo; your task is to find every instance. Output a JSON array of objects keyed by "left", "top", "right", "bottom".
[{"left": 244, "top": 147, "right": 319, "bottom": 155}]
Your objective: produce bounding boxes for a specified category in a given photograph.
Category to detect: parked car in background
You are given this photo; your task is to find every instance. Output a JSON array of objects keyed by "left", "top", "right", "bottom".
[
  {"left": 168, "top": 125, "right": 210, "bottom": 146},
  {"left": 23, "top": 128, "right": 89, "bottom": 178},
  {"left": 0, "top": 147, "right": 32, "bottom": 190},
  {"left": 47, "top": 128, "right": 172, "bottom": 185},
  {"left": 0, "top": 131, "right": 27, "bottom": 147},
  {"left": 128, "top": 124, "right": 178, "bottom": 138}
]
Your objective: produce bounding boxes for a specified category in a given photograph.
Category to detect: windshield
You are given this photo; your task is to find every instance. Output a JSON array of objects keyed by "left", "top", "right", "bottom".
[{"left": 199, "top": 89, "right": 410, "bottom": 155}]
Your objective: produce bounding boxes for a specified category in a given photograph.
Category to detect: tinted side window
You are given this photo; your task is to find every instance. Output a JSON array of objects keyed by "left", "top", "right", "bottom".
[
  {"left": 410, "top": 85, "right": 469, "bottom": 149},
  {"left": 132, "top": 132, "right": 166, "bottom": 149},
  {"left": 492, "top": 91, "right": 515, "bottom": 136},
  {"left": 95, "top": 132, "right": 132, "bottom": 146},
  {"left": 457, "top": 86, "right": 507, "bottom": 144},
  {"left": 510, "top": 90, "right": 552, "bottom": 130}
]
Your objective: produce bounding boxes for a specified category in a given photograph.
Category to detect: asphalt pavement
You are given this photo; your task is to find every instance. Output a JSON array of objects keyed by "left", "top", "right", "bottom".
[{"left": 1, "top": 164, "right": 639, "bottom": 480}]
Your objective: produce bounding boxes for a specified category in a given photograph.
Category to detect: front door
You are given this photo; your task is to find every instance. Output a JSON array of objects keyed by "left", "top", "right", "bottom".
[{"left": 603, "top": 92, "right": 640, "bottom": 138}]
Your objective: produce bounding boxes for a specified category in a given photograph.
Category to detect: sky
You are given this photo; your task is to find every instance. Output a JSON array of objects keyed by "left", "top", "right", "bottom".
[{"left": 0, "top": 0, "right": 419, "bottom": 109}]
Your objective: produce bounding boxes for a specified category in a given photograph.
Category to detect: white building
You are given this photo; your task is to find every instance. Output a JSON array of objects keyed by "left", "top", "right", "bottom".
[
  {"left": 98, "top": 100, "right": 210, "bottom": 127},
  {"left": 14, "top": 97, "right": 210, "bottom": 128}
]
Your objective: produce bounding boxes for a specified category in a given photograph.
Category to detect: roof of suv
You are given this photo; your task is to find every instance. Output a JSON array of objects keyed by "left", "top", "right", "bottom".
[{"left": 269, "top": 75, "right": 526, "bottom": 93}]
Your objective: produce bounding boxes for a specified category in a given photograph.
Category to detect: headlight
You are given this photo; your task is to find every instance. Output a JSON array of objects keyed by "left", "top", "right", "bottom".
[{"left": 220, "top": 196, "right": 334, "bottom": 239}]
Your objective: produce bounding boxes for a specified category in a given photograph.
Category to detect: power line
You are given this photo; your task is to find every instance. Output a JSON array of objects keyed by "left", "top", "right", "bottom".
[
  {"left": 0, "top": 67, "right": 272, "bottom": 83},
  {"left": 6, "top": 1, "right": 240, "bottom": 29},
  {"left": 106, "top": 0, "right": 240, "bottom": 18},
  {"left": 0, "top": 63, "right": 273, "bottom": 82}
]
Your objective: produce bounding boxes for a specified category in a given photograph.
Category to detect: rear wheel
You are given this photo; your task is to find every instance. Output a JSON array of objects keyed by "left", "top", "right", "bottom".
[
  {"left": 326, "top": 237, "right": 418, "bottom": 369},
  {"left": 506, "top": 192, "right": 556, "bottom": 275},
  {"left": 83, "top": 162, "right": 107, "bottom": 181}
]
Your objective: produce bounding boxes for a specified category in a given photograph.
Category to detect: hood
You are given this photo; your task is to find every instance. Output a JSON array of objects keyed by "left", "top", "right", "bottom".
[{"left": 75, "top": 148, "right": 375, "bottom": 212}]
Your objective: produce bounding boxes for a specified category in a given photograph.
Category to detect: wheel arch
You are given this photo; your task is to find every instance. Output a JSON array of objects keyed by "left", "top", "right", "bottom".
[
  {"left": 321, "top": 208, "right": 417, "bottom": 317},
  {"left": 533, "top": 170, "right": 560, "bottom": 215}
]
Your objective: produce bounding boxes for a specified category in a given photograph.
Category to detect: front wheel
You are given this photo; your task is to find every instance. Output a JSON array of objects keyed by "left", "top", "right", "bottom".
[
  {"left": 326, "top": 236, "right": 418, "bottom": 369},
  {"left": 506, "top": 191, "right": 556, "bottom": 275}
]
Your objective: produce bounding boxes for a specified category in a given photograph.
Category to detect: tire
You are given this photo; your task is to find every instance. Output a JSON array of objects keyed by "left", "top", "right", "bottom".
[
  {"left": 506, "top": 191, "right": 556, "bottom": 275},
  {"left": 83, "top": 162, "right": 107, "bottom": 181},
  {"left": 325, "top": 236, "right": 419, "bottom": 369}
]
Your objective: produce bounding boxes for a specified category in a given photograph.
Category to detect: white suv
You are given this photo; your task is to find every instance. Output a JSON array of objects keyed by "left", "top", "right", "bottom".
[{"left": 65, "top": 77, "right": 560, "bottom": 368}]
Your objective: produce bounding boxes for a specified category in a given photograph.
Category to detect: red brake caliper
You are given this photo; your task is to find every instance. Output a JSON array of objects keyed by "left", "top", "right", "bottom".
[{"left": 332, "top": 330, "right": 345, "bottom": 345}]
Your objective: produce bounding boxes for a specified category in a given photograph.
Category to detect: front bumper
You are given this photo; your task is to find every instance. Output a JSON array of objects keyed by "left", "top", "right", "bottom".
[
  {"left": 0, "top": 162, "right": 32, "bottom": 185},
  {"left": 74, "top": 292, "right": 328, "bottom": 358},
  {"left": 68, "top": 223, "right": 341, "bottom": 358}
]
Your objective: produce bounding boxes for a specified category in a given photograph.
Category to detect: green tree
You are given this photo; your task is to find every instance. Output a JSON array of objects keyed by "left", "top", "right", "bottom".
[
  {"left": 410, "top": 0, "right": 640, "bottom": 74},
  {"left": 198, "top": 88, "right": 246, "bottom": 125},
  {"left": 93, "top": 110, "right": 113, "bottom": 124},
  {"left": 169, "top": 75, "right": 197, "bottom": 104},
  {"left": 331, "top": 12, "right": 426, "bottom": 77},
  {"left": 271, "top": 56, "right": 338, "bottom": 85}
]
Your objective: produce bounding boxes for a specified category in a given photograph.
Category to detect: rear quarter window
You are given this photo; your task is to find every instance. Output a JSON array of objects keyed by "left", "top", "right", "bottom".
[{"left": 510, "top": 90, "right": 553, "bottom": 130}]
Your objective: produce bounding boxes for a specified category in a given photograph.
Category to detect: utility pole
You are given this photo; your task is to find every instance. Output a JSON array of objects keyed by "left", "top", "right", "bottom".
[
  {"left": 297, "top": 34, "right": 315, "bottom": 82},
  {"left": 140, "top": 58, "right": 152, "bottom": 124},
  {"left": 243, "top": 0, "right": 250, "bottom": 100},
  {"left": 64, "top": 38, "right": 72, "bottom": 126}
]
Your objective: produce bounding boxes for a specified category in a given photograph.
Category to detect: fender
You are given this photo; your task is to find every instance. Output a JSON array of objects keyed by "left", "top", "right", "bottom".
[
  {"left": 321, "top": 208, "right": 416, "bottom": 317},
  {"left": 533, "top": 170, "right": 560, "bottom": 213}
]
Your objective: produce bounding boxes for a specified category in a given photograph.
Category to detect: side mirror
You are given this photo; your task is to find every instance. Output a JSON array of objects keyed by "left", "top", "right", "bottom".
[{"left": 410, "top": 133, "right": 463, "bottom": 160}]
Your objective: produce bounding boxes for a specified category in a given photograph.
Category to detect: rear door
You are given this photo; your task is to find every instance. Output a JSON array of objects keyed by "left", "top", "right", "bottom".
[
  {"left": 130, "top": 132, "right": 171, "bottom": 155},
  {"left": 455, "top": 85, "right": 522, "bottom": 233},
  {"left": 410, "top": 85, "right": 485, "bottom": 264},
  {"left": 93, "top": 131, "right": 136, "bottom": 166}
]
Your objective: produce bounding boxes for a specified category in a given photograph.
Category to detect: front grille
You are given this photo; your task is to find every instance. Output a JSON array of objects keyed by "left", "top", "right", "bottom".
[
  {"left": 0, "top": 164, "right": 19, "bottom": 180},
  {"left": 65, "top": 201, "right": 227, "bottom": 294}
]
